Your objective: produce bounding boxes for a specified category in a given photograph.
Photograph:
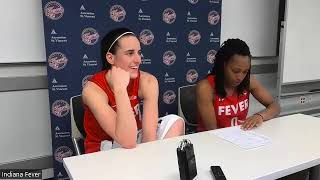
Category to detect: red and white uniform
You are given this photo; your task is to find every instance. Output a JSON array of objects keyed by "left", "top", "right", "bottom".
[
  {"left": 84, "top": 70, "right": 141, "bottom": 153},
  {"left": 197, "top": 75, "right": 249, "bottom": 131}
]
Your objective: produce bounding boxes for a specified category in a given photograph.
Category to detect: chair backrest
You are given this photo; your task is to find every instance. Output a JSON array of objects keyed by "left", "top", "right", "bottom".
[
  {"left": 70, "top": 95, "right": 85, "bottom": 155},
  {"left": 178, "top": 85, "right": 198, "bottom": 131}
]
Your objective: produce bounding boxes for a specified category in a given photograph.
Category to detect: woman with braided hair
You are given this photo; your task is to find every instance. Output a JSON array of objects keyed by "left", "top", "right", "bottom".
[{"left": 196, "top": 38, "right": 280, "bottom": 132}]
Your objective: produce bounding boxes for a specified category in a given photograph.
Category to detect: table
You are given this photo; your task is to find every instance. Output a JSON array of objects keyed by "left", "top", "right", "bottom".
[{"left": 63, "top": 114, "right": 320, "bottom": 180}]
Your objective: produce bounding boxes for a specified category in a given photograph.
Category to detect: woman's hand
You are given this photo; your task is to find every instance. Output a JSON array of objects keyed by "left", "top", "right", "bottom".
[
  {"left": 241, "top": 114, "right": 263, "bottom": 130},
  {"left": 110, "top": 66, "right": 130, "bottom": 91}
]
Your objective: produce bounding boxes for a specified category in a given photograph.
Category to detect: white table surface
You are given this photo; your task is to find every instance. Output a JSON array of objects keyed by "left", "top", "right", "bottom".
[{"left": 63, "top": 114, "right": 320, "bottom": 180}]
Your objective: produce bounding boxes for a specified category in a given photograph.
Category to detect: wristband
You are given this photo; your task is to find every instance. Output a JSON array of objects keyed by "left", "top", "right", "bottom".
[{"left": 254, "top": 113, "right": 264, "bottom": 121}]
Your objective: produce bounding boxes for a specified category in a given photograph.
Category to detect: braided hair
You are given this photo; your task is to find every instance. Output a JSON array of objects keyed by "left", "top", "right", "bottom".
[{"left": 210, "top": 38, "right": 252, "bottom": 98}]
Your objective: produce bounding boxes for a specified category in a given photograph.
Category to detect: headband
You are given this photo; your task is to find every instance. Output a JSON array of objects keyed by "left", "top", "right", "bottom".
[{"left": 107, "top": 31, "right": 135, "bottom": 53}]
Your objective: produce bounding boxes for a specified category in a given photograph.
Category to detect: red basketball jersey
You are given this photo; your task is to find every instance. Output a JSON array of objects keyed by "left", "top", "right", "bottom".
[
  {"left": 84, "top": 70, "right": 141, "bottom": 153},
  {"left": 197, "top": 75, "right": 249, "bottom": 131}
]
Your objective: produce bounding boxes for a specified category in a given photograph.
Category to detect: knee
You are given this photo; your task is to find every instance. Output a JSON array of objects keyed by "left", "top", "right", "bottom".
[{"left": 172, "top": 118, "right": 185, "bottom": 135}]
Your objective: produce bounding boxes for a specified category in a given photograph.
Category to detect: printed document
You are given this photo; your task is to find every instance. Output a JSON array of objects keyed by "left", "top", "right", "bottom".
[{"left": 210, "top": 126, "right": 271, "bottom": 149}]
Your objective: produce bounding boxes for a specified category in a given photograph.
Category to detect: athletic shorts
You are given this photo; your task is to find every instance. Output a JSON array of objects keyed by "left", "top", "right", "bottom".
[{"left": 100, "top": 114, "right": 184, "bottom": 151}]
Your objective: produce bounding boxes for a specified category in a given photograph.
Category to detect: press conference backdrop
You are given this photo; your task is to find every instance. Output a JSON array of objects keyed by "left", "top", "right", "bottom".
[
  {"left": 42, "top": 1, "right": 221, "bottom": 179},
  {"left": 0, "top": 0, "right": 279, "bottom": 64},
  {"left": 0, "top": 0, "right": 45, "bottom": 63},
  {"left": 281, "top": 0, "right": 320, "bottom": 83}
]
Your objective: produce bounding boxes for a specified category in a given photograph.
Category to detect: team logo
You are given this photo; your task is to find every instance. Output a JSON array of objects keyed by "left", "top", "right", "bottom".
[
  {"left": 163, "top": 51, "right": 176, "bottom": 66},
  {"left": 82, "top": 75, "right": 93, "bottom": 88},
  {"left": 188, "top": 30, "right": 201, "bottom": 45},
  {"left": 48, "top": 52, "right": 68, "bottom": 70},
  {"left": 109, "top": 5, "right": 126, "bottom": 22},
  {"left": 208, "top": 11, "right": 220, "bottom": 25},
  {"left": 163, "top": 90, "right": 176, "bottom": 104},
  {"left": 54, "top": 146, "right": 73, "bottom": 163},
  {"left": 186, "top": 69, "right": 199, "bottom": 83},
  {"left": 81, "top": 28, "right": 99, "bottom": 45},
  {"left": 51, "top": 100, "right": 70, "bottom": 117},
  {"left": 207, "top": 49, "right": 217, "bottom": 64},
  {"left": 139, "top": 29, "right": 154, "bottom": 45},
  {"left": 162, "top": 8, "right": 176, "bottom": 24},
  {"left": 44, "top": 1, "right": 64, "bottom": 20},
  {"left": 188, "top": 0, "right": 199, "bottom": 4}
]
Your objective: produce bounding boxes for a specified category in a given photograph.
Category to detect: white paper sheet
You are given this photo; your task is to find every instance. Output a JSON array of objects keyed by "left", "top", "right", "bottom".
[{"left": 210, "top": 126, "right": 271, "bottom": 149}]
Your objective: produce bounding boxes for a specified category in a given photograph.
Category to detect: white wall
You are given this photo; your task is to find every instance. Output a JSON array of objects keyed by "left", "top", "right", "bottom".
[
  {"left": 221, "top": 0, "right": 279, "bottom": 57},
  {"left": 0, "top": 0, "right": 45, "bottom": 63},
  {"left": 0, "top": 89, "right": 52, "bottom": 164},
  {"left": 281, "top": 0, "right": 320, "bottom": 83}
]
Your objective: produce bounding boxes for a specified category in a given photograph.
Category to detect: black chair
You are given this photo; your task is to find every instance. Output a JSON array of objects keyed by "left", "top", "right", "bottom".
[
  {"left": 70, "top": 95, "right": 86, "bottom": 155},
  {"left": 178, "top": 85, "right": 198, "bottom": 134}
]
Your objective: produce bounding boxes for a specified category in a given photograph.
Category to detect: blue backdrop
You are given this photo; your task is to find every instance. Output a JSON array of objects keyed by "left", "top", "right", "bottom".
[{"left": 42, "top": 0, "right": 221, "bottom": 179}]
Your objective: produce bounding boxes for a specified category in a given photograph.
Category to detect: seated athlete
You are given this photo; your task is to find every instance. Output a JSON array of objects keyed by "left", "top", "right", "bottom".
[
  {"left": 196, "top": 38, "right": 280, "bottom": 131},
  {"left": 82, "top": 27, "right": 184, "bottom": 153}
]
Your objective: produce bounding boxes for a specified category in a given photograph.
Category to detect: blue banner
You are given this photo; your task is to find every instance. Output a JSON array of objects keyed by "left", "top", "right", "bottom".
[{"left": 42, "top": 0, "right": 221, "bottom": 179}]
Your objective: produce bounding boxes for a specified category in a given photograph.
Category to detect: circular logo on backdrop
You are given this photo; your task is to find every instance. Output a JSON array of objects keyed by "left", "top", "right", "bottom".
[
  {"left": 208, "top": 11, "right": 220, "bottom": 25},
  {"left": 163, "top": 90, "right": 176, "bottom": 104},
  {"left": 188, "top": 30, "right": 201, "bottom": 45},
  {"left": 51, "top": 100, "right": 70, "bottom": 117},
  {"left": 82, "top": 75, "right": 93, "bottom": 88},
  {"left": 54, "top": 146, "right": 73, "bottom": 163},
  {"left": 139, "top": 29, "right": 154, "bottom": 45},
  {"left": 207, "top": 49, "right": 217, "bottom": 64},
  {"left": 109, "top": 5, "right": 126, "bottom": 22},
  {"left": 188, "top": 0, "right": 199, "bottom": 4},
  {"left": 186, "top": 69, "right": 199, "bottom": 83},
  {"left": 163, "top": 51, "right": 176, "bottom": 66},
  {"left": 44, "top": 1, "right": 64, "bottom": 20},
  {"left": 81, "top": 28, "right": 99, "bottom": 45},
  {"left": 48, "top": 52, "right": 68, "bottom": 70},
  {"left": 162, "top": 8, "right": 176, "bottom": 24}
]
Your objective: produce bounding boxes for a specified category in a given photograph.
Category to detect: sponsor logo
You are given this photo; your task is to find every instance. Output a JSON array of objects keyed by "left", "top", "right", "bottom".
[
  {"left": 162, "top": 8, "right": 176, "bottom": 24},
  {"left": 82, "top": 54, "right": 98, "bottom": 67},
  {"left": 186, "top": 52, "right": 197, "bottom": 63},
  {"left": 163, "top": 51, "right": 176, "bottom": 66},
  {"left": 51, "top": 78, "right": 68, "bottom": 91},
  {"left": 163, "top": 90, "right": 176, "bottom": 104},
  {"left": 138, "top": 8, "right": 151, "bottom": 21},
  {"left": 207, "top": 49, "right": 217, "bottom": 64},
  {"left": 48, "top": 52, "right": 68, "bottom": 70},
  {"left": 186, "top": 69, "right": 199, "bottom": 83},
  {"left": 186, "top": 11, "right": 198, "bottom": 23},
  {"left": 81, "top": 28, "right": 99, "bottom": 45},
  {"left": 80, "top": 5, "right": 96, "bottom": 19},
  {"left": 109, "top": 5, "right": 126, "bottom": 22},
  {"left": 139, "top": 29, "right": 154, "bottom": 45},
  {"left": 50, "top": 29, "right": 67, "bottom": 43},
  {"left": 141, "top": 53, "right": 152, "bottom": 64},
  {"left": 54, "top": 146, "right": 73, "bottom": 163},
  {"left": 44, "top": 1, "right": 64, "bottom": 20},
  {"left": 166, "top": 32, "right": 177, "bottom": 43},
  {"left": 51, "top": 100, "right": 70, "bottom": 117},
  {"left": 208, "top": 11, "right": 220, "bottom": 25},
  {"left": 57, "top": 172, "right": 63, "bottom": 177},
  {"left": 55, "top": 129, "right": 71, "bottom": 138},
  {"left": 209, "top": 32, "right": 220, "bottom": 43},
  {"left": 164, "top": 73, "right": 176, "bottom": 83},
  {"left": 188, "top": 30, "right": 201, "bottom": 45}
]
